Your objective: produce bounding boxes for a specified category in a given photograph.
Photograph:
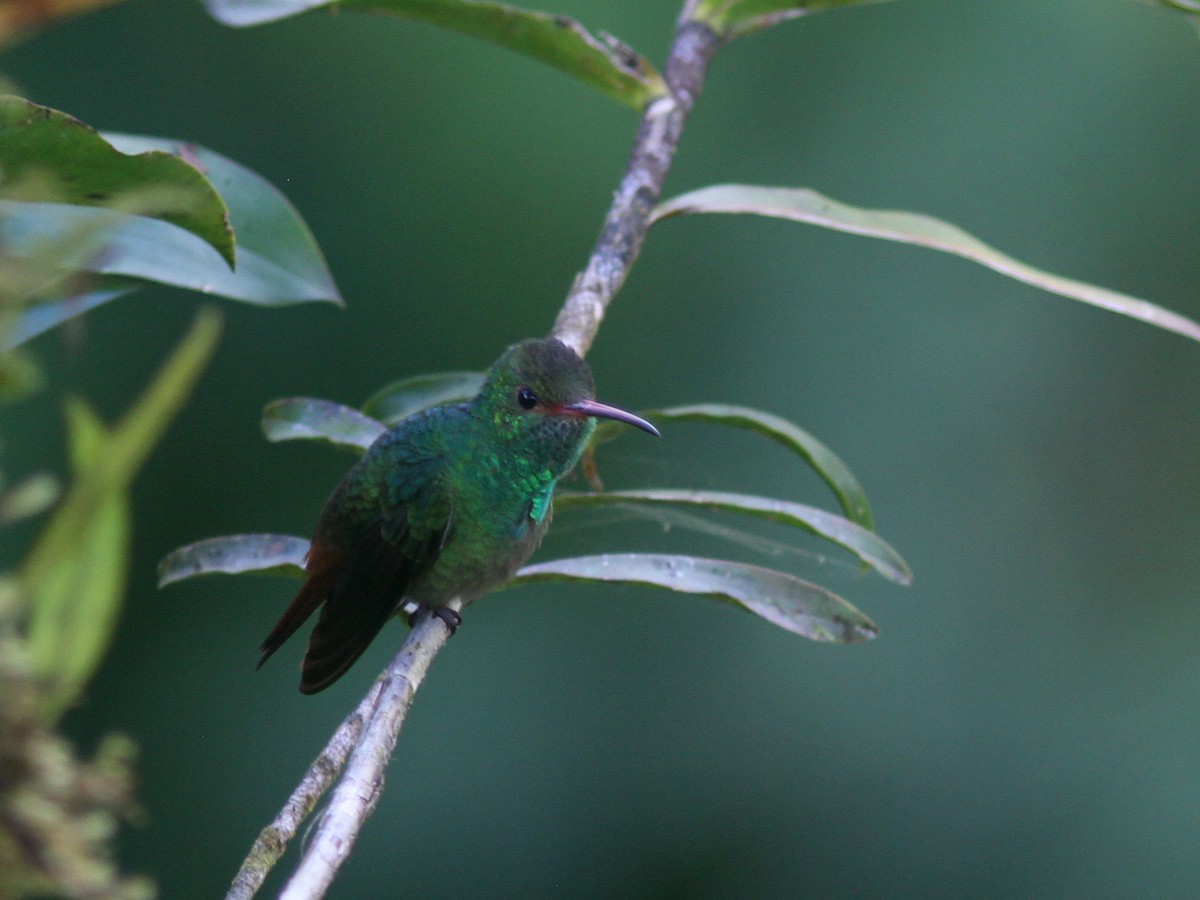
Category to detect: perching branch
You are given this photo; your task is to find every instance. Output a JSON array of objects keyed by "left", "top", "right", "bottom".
[
  {"left": 228, "top": 7, "right": 722, "bottom": 898},
  {"left": 553, "top": 10, "right": 722, "bottom": 357},
  {"left": 277, "top": 605, "right": 459, "bottom": 899},
  {"left": 225, "top": 679, "right": 383, "bottom": 900}
]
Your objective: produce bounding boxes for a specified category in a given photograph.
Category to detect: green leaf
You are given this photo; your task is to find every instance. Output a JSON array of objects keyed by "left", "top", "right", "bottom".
[
  {"left": 645, "top": 403, "right": 872, "bottom": 530},
  {"left": 3, "top": 282, "right": 137, "bottom": 349},
  {"left": 107, "top": 133, "right": 341, "bottom": 303},
  {"left": 204, "top": 0, "right": 666, "bottom": 110},
  {"left": 3, "top": 135, "right": 341, "bottom": 348},
  {"left": 261, "top": 398, "right": 384, "bottom": 451},
  {"left": 361, "top": 370, "right": 484, "bottom": 425},
  {"left": 652, "top": 184, "right": 1200, "bottom": 345},
  {"left": 158, "top": 533, "right": 310, "bottom": 587},
  {"left": 694, "top": 0, "right": 896, "bottom": 37},
  {"left": 554, "top": 489, "right": 910, "bottom": 584},
  {"left": 0, "top": 95, "right": 234, "bottom": 266},
  {"left": 512, "top": 553, "right": 878, "bottom": 642},
  {"left": 19, "top": 310, "right": 221, "bottom": 721}
]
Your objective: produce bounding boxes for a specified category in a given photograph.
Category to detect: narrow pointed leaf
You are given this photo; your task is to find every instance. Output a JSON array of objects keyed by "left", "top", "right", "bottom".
[
  {"left": 262, "top": 398, "right": 384, "bottom": 451},
  {"left": 646, "top": 403, "right": 871, "bottom": 530},
  {"left": 108, "top": 310, "right": 224, "bottom": 475},
  {"left": 695, "top": 0, "right": 897, "bottom": 38},
  {"left": 652, "top": 184, "right": 1200, "bottom": 344},
  {"left": 362, "top": 370, "right": 484, "bottom": 425},
  {"left": 20, "top": 311, "right": 220, "bottom": 721},
  {"left": 554, "top": 489, "right": 910, "bottom": 584},
  {"left": 3, "top": 280, "right": 138, "bottom": 349},
  {"left": 512, "top": 553, "right": 877, "bottom": 643},
  {"left": 158, "top": 533, "right": 310, "bottom": 587},
  {"left": 0, "top": 96, "right": 234, "bottom": 266},
  {"left": 204, "top": 0, "right": 666, "bottom": 110}
]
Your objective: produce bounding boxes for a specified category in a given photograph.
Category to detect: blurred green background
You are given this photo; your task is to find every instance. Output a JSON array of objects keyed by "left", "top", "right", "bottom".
[{"left": 4, "top": 0, "right": 1200, "bottom": 896}]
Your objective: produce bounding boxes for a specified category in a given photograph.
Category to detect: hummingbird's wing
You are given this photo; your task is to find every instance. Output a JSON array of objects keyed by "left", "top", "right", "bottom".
[
  {"left": 289, "top": 467, "right": 454, "bottom": 695},
  {"left": 296, "top": 484, "right": 453, "bottom": 694},
  {"left": 257, "top": 414, "right": 457, "bottom": 694}
]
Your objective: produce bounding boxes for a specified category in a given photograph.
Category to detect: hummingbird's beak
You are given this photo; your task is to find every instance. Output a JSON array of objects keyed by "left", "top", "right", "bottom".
[{"left": 564, "top": 398, "right": 660, "bottom": 437}]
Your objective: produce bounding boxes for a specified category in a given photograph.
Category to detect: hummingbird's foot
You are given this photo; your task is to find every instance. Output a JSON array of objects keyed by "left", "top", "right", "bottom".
[
  {"left": 431, "top": 607, "right": 462, "bottom": 634},
  {"left": 406, "top": 604, "right": 462, "bottom": 634}
]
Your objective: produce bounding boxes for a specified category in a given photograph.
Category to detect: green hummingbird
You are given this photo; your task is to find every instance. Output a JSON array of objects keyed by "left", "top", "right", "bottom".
[{"left": 258, "top": 337, "right": 659, "bottom": 694}]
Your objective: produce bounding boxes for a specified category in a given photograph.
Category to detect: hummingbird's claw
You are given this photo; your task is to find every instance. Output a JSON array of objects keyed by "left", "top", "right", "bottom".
[
  {"left": 407, "top": 605, "right": 462, "bottom": 634},
  {"left": 432, "top": 607, "right": 462, "bottom": 634}
]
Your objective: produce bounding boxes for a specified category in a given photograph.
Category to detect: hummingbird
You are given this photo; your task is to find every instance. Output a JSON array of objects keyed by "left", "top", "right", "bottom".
[{"left": 258, "top": 337, "right": 659, "bottom": 694}]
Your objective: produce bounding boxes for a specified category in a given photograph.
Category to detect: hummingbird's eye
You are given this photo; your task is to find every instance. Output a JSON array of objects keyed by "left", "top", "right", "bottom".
[{"left": 516, "top": 387, "right": 538, "bottom": 410}]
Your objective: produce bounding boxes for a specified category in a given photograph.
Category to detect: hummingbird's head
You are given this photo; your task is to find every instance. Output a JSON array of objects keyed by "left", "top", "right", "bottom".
[{"left": 477, "top": 338, "right": 658, "bottom": 465}]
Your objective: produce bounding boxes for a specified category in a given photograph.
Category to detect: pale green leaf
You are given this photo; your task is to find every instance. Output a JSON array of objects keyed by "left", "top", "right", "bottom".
[
  {"left": 261, "top": 398, "right": 384, "bottom": 451},
  {"left": 19, "top": 310, "right": 221, "bottom": 722},
  {"left": 108, "top": 309, "right": 224, "bottom": 476},
  {"left": 31, "top": 492, "right": 130, "bottom": 719},
  {"left": 554, "top": 489, "right": 910, "bottom": 584},
  {"left": 3, "top": 134, "right": 340, "bottom": 348},
  {"left": 646, "top": 403, "right": 872, "bottom": 530},
  {"left": 204, "top": 0, "right": 666, "bottom": 110},
  {"left": 158, "top": 533, "right": 310, "bottom": 587},
  {"left": 512, "top": 553, "right": 878, "bottom": 642},
  {"left": 4, "top": 282, "right": 137, "bottom": 349},
  {"left": 652, "top": 184, "right": 1200, "bottom": 344},
  {"left": 106, "top": 133, "right": 341, "bottom": 305},
  {"left": 361, "top": 370, "right": 484, "bottom": 425}
]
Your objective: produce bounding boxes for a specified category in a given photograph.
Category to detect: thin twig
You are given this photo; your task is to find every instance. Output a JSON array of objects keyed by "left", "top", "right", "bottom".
[
  {"left": 224, "top": 679, "right": 383, "bottom": 900},
  {"left": 229, "top": 7, "right": 723, "bottom": 899},
  {"left": 553, "top": 14, "right": 722, "bottom": 357},
  {"left": 278, "top": 607, "right": 457, "bottom": 900}
]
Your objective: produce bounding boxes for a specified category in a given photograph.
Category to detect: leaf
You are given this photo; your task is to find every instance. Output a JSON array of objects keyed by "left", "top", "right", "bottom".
[
  {"left": 20, "top": 310, "right": 221, "bottom": 721},
  {"left": 261, "top": 398, "right": 384, "bottom": 451},
  {"left": 0, "top": 96, "right": 234, "bottom": 266},
  {"left": 645, "top": 403, "right": 872, "bottom": 530},
  {"left": 2, "top": 281, "right": 138, "bottom": 349},
  {"left": 1130, "top": 0, "right": 1200, "bottom": 13},
  {"left": 512, "top": 553, "right": 878, "bottom": 642},
  {"left": 361, "top": 370, "right": 484, "bottom": 425},
  {"left": 3, "top": 135, "right": 341, "bottom": 348},
  {"left": 203, "top": 0, "right": 666, "bottom": 110},
  {"left": 0, "top": 344, "right": 44, "bottom": 399},
  {"left": 107, "top": 133, "right": 341, "bottom": 302},
  {"left": 554, "top": 489, "right": 910, "bottom": 584},
  {"left": 652, "top": 184, "right": 1200, "bottom": 344},
  {"left": 158, "top": 533, "right": 310, "bottom": 587},
  {"left": 694, "top": 0, "right": 896, "bottom": 37}
]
